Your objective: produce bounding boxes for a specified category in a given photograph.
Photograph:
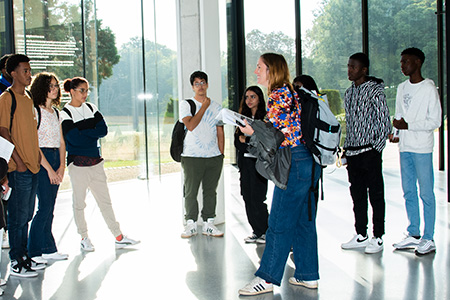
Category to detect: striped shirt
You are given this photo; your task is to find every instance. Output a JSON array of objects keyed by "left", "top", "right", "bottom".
[{"left": 343, "top": 78, "right": 391, "bottom": 156}]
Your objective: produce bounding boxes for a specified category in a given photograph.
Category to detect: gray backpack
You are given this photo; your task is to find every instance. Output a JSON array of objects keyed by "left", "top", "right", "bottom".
[{"left": 296, "top": 86, "right": 341, "bottom": 166}]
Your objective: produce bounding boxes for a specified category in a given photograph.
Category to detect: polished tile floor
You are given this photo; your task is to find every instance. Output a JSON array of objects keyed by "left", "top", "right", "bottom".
[{"left": 0, "top": 142, "right": 448, "bottom": 300}]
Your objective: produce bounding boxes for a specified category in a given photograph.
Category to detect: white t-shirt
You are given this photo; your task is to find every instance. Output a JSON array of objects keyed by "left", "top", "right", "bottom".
[
  {"left": 179, "top": 98, "right": 223, "bottom": 158},
  {"left": 395, "top": 78, "right": 442, "bottom": 153}
]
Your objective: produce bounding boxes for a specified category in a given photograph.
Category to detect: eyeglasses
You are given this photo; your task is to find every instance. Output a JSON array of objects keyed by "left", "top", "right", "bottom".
[
  {"left": 74, "top": 88, "right": 90, "bottom": 94},
  {"left": 193, "top": 81, "right": 207, "bottom": 87},
  {"left": 49, "top": 84, "right": 59, "bottom": 90}
]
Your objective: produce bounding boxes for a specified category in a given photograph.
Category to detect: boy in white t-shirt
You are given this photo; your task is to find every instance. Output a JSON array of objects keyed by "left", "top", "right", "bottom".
[
  {"left": 179, "top": 71, "right": 224, "bottom": 238},
  {"left": 391, "top": 47, "right": 442, "bottom": 255}
]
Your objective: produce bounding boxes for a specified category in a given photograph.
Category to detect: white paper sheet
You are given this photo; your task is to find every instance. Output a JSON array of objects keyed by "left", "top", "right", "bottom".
[
  {"left": 215, "top": 108, "right": 253, "bottom": 127},
  {"left": 0, "top": 136, "right": 14, "bottom": 162}
]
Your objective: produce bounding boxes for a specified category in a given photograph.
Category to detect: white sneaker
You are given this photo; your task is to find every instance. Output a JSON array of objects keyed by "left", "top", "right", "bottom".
[
  {"left": 181, "top": 220, "right": 197, "bottom": 238},
  {"left": 81, "top": 237, "right": 95, "bottom": 252},
  {"left": 239, "top": 276, "right": 273, "bottom": 296},
  {"left": 393, "top": 235, "right": 421, "bottom": 250},
  {"left": 415, "top": 239, "right": 436, "bottom": 256},
  {"left": 202, "top": 218, "right": 224, "bottom": 237},
  {"left": 244, "top": 234, "right": 258, "bottom": 243},
  {"left": 2, "top": 231, "right": 9, "bottom": 249},
  {"left": 115, "top": 235, "right": 140, "bottom": 249},
  {"left": 0, "top": 278, "right": 7, "bottom": 286},
  {"left": 341, "top": 234, "right": 369, "bottom": 249},
  {"left": 256, "top": 234, "right": 266, "bottom": 244},
  {"left": 0, "top": 287, "right": 3, "bottom": 296},
  {"left": 288, "top": 277, "right": 318, "bottom": 289},
  {"left": 42, "top": 252, "right": 69, "bottom": 260},
  {"left": 365, "top": 237, "right": 384, "bottom": 254},
  {"left": 31, "top": 256, "right": 48, "bottom": 264}
]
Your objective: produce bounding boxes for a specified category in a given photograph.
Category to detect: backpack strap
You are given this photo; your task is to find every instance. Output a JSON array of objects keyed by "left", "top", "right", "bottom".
[
  {"left": 6, "top": 88, "right": 33, "bottom": 132},
  {"left": 85, "top": 102, "right": 94, "bottom": 112},
  {"left": 186, "top": 99, "right": 196, "bottom": 116},
  {"left": 36, "top": 106, "right": 42, "bottom": 129},
  {"left": 36, "top": 106, "right": 60, "bottom": 130},
  {"left": 7, "top": 88, "right": 16, "bottom": 132},
  {"left": 62, "top": 107, "right": 72, "bottom": 119},
  {"left": 53, "top": 107, "right": 60, "bottom": 120}
]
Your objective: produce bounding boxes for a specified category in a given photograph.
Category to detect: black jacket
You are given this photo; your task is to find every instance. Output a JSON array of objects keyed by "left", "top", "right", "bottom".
[{"left": 247, "top": 120, "right": 291, "bottom": 190}]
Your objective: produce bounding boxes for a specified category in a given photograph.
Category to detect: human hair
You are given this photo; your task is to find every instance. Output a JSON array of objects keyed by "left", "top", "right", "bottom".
[
  {"left": 5, "top": 54, "right": 30, "bottom": 76},
  {"left": 293, "top": 75, "right": 319, "bottom": 93},
  {"left": 401, "top": 47, "right": 425, "bottom": 63},
  {"left": 238, "top": 86, "right": 266, "bottom": 120},
  {"left": 30, "top": 72, "right": 61, "bottom": 107},
  {"left": 63, "top": 77, "right": 89, "bottom": 93},
  {"left": 190, "top": 71, "right": 208, "bottom": 85},
  {"left": 349, "top": 52, "right": 370, "bottom": 69},
  {"left": 259, "top": 53, "right": 293, "bottom": 93},
  {"left": 0, "top": 54, "right": 12, "bottom": 70}
]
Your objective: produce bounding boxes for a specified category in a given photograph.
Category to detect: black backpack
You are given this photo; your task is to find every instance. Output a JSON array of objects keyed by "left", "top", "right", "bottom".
[{"left": 170, "top": 99, "right": 195, "bottom": 162}]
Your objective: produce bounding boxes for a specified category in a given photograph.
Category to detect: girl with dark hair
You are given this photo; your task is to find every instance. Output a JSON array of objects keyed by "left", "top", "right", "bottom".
[
  {"left": 234, "top": 86, "right": 268, "bottom": 244},
  {"left": 239, "top": 53, "right": 321, "bottom": 296},
  {"left": 292, "top": 74, "right": 320, "bottom": 94},
  {"left": 28, "top": 72, "right": 68, "bottom": 263},
  {"left": 60, "top": 77, "right": 139, "bottom": 252}
]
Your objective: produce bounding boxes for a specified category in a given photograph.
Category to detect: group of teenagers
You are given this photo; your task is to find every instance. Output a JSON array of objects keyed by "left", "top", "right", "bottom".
[
  {"left": 0, "top": 54, "right": 139, "bottom": 288},
  {"left": 178, "top": 47, "right": 441, "bottom": 296}
]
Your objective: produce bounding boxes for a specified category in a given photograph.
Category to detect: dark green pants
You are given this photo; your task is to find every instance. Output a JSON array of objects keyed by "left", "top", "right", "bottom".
[{"left": 181, "top": 155, "right": 223, "bottom": 221}]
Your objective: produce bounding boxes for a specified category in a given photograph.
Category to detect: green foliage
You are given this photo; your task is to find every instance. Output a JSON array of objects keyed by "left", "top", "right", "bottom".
[
  {"left": 245, "top": 29, "right": 296, "bottom": 86},
  {"left": 303, "top": 0, "right": 439, "bottom": 114},
  {"left": 320, "top": 89, "right": 343, "bottom": 115},
  {"left": 164, "top": 98, "right": 177, "bottom": 123}
]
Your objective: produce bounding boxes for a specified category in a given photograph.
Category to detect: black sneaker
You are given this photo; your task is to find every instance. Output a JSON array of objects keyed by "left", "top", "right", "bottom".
[
  {"left": 24, "top": 255, "right": 46, "bottom": 271},
  {"left": 10, "top": 260, "right": 38, "bottom": 278}
]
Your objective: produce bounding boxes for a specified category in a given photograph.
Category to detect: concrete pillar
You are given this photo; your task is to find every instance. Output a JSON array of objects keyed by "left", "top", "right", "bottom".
[{"left": 176, "top": 0, "right": 225, "bottom": 225}]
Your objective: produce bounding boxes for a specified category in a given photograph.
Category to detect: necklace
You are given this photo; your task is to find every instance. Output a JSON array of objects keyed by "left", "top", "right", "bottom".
[{"left": 71, "top": 105, "right": 85, "bottom": 119}]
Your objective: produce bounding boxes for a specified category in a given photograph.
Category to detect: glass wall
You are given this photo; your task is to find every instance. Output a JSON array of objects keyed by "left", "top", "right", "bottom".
[
  {"left": 7, "top": 0, "right": 179, "bottom": 185},
  {"left": 243, "top": 0, "right": 296, "bottom": 87},
  {"left": 368, "top": 0, "right": 439, "bottom": 114},
  {"left": 301, "top": 0, "right": 362, "bottom": 101}
]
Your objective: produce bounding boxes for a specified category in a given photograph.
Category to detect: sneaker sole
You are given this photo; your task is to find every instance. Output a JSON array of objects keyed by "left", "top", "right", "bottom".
[
  {"left": 239, "top": 287, "right": 273, "bottom": 296},
  {"left": 365, "top": 247, "right": 383, "bottom": 254},
  {"left": 81, "top": 247, "right": 95, "bottom": 252},
  {"left": 393, "top": 243, "right": 420, "bottom": 250},
  {"left": 115, "top": 241, "right": 141, "bottom": 249},
  {"left": 42, "top": 255, "right": 68, "bottom": 261},
  {"left": 181, "top": 233, "right": 197, "bottom": 238},
  {"left": 10, "top": 271, "right": 38, "bottom": 278},
  {"left": 202, "top": 232, "right": 224, "bottom": 237},
  {"left": 288, "top": 279, "right": 318, "bottom": 289},
  {"left": 341, "top": 244, "right": 368, "bottom": 250},
  {"left": 415, "top": 249, "right": 436, "bottom": 256}
]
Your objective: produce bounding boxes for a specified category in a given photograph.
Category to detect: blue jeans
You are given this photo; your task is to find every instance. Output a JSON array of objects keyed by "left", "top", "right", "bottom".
[
  {"left": 28, "top": 148, "right": 60, "bottom": 257},
  {"left": 7, "top": 169, "right": 39, "bottom": 261},
  {"left": 400, "top": 152, "right": 436, "bottom": 240},
  {"left": 255, "top": 144, "right": 321, "bottom": 286}
]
